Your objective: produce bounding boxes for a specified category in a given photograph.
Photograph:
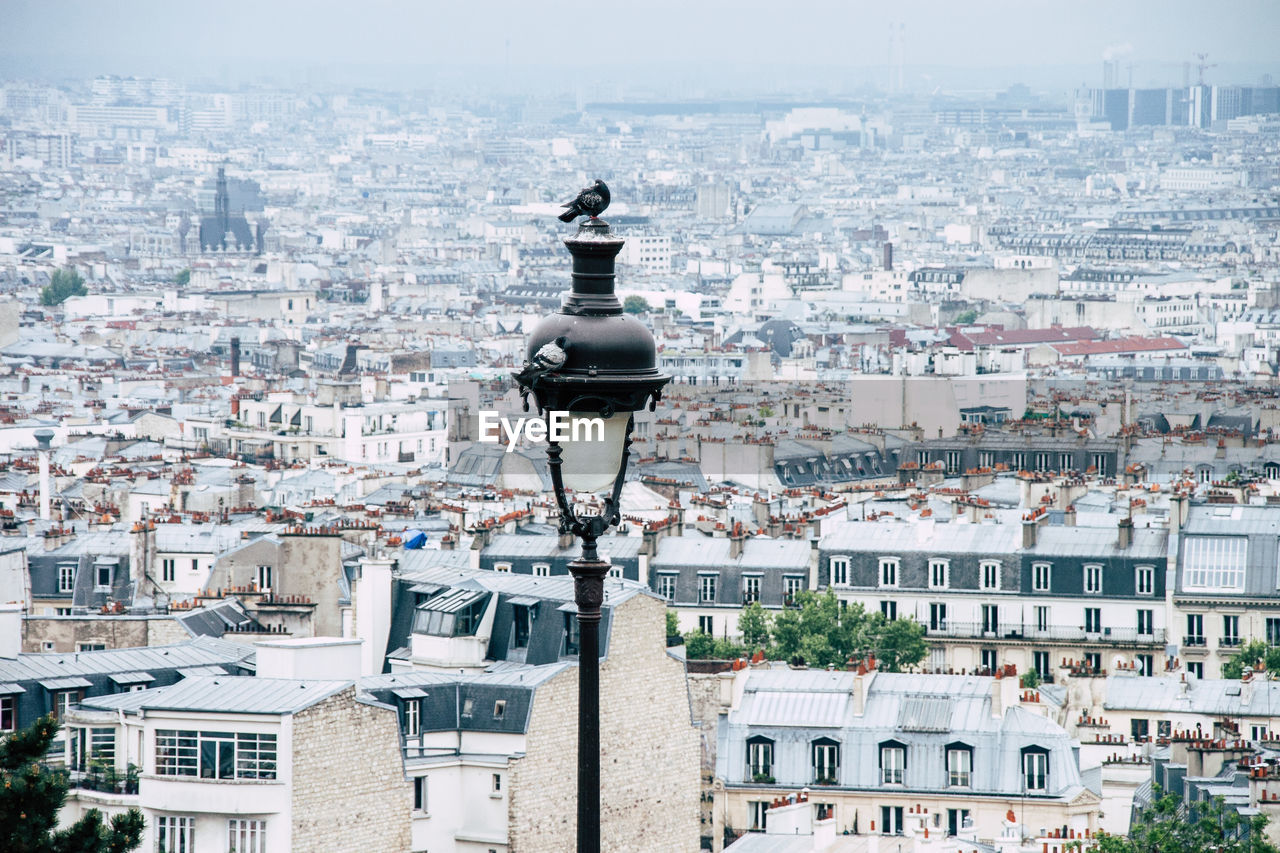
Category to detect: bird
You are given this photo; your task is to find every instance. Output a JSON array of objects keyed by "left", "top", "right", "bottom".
[
  {"left": 512, "top": 336, "right": 568, "bottom": 388},
  {"left": 558, "top": 180, "right": 610, "bottom": 223}
]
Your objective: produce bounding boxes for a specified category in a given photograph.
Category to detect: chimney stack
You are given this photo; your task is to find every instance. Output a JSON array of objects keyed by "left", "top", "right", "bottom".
[
  {"left": 229, "top": 336, "right": 241, "bottom": 378},
  {"left": 1063, "top": 506, "right": 1077, "bottom": 527},
  {"left": 883, "top": 242, "right": 893, "bottom": 272},
  {"left": 1118, "top": 516, "right": 1133, "bottom": 549},
  {"left": 729, "top": 523, "right": 746, "bottom": 560},
  {"left": 1021, "top": 518, "right": 1037, "bottom": 549},
  {"left": 34, "top": 429, "right": 54, "bottom": 521},
  {"left": 991, "top": 665, "right": 1019, "bottom": 718}
]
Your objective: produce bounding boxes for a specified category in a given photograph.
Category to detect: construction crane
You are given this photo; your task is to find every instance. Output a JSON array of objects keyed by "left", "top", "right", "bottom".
[{"left": 1194, "top": 52, "right": 1217, "bottom": 86}]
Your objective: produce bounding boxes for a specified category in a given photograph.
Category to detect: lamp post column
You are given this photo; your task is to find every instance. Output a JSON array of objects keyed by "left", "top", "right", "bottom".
[{"left": 569, "top": 535, "right": 608, "bottom": 853}]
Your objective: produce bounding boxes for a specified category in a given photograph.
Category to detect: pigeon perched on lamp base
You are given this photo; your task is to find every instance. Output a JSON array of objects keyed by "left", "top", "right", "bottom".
[{"left": 558, "top": 180, "right": 610, "bottom": 223}]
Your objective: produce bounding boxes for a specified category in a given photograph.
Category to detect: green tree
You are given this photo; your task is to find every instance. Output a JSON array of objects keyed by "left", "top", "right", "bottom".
[
  {"left": 623, "top": 295, "right": 649, "bottom": 314},
  {"left": 1097, "top": 785, "right": 1279, "bottom": 853},
  {"left": 665, "top": 609, "right": 680, "bottom": 638},
  {"left": 738, "top": 602, "right": 771, "bottom": 651},
  {"left": 1020, "top": 668, "right": 1042, "bottom": 689},
  {"left": 39, "top": 269, "right": 87, "bottom": 307},
  {"left": 1, "top": 714, "right": 144, "bottom": 853},
  {"left": 954, "top": 309, "right": 979, "bottom": 324},
  {"left": 872, "top": 612, "right": 928, "bottom": 673},
  {"left": 682, "top": 630, "right": 745, "bottom": 661},
  {"left": 1222, "top": 639, "right": 1280, "bottom": 679},
  {"left": 174, "top": 268, "right": 191, "bottom": 286}
]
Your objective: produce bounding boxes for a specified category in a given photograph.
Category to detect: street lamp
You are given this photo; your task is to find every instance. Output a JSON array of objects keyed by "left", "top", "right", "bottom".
[{"left": 513, "top": 206, "right": 669, "bottom": 853}]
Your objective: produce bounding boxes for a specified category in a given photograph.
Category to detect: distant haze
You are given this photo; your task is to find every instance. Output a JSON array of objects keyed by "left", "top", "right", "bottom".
[{"left": 4, "top": 0, "right": 1279, "bottom": 95}]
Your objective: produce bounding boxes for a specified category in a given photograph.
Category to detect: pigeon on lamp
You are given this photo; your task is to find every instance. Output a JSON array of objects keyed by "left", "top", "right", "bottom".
[
  {"left": 513, "top": 336, "right": 569, "bottom": 390},
  {"left": 557, "top": 180, "right": 610, "bottom": 223}
]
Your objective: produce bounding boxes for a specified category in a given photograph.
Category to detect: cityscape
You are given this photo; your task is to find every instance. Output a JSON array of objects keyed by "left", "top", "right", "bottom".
[{"left": 2, "top": 2, "right": 1280, "bottom": 852}]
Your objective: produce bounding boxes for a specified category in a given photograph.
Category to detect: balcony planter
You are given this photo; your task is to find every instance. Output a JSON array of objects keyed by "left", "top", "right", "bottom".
[
  {"left": 752, "top": 773, "right": 775, "bottom": 784},
  {"left": 814, "top": 776, "right": 838, "bottom": 786}
]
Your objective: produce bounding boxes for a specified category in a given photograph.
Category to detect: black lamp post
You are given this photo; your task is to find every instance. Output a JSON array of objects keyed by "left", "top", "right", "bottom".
[{"left": 514, "top": 212, "right": 669, "bottom": 853}]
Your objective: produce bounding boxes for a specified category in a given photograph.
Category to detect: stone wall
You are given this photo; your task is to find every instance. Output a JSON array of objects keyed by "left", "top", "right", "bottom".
[
  {"left": 22, "top": 614, "right": 190, "bottom": 652},
  {"left": 687, "top": 670, "right": 730, "bottom": 846},
  {"left": 290, "top": 687, "right": 412, "bottom": 853},
  {"left": 508, "top": 592, "right": 701, "bottom": 852}
]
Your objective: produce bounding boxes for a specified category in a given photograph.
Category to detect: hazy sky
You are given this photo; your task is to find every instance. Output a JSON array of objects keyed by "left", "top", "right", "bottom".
[{"left": 5, "top": 0, "right": 1279, "bottom": 93}]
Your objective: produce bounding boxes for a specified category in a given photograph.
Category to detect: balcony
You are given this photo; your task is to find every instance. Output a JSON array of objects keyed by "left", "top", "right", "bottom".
[
  {"left": 1219, "top": 637, "right": 1243, "bottom": 648},
  {"left": 1184, "top": 635, "right": 1207, "bottom": 647},
  {"left": 923, "top": 622, "right": 1166, "bottom": 646}
]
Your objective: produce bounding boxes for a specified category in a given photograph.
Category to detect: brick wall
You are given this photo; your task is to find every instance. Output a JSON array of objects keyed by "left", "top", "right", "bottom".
[
  {"left": 508, "top": 592, "right": 701, "bottom": 852},
  {"left": 290, "top": 687, "right": 412, "bottom": 853}
]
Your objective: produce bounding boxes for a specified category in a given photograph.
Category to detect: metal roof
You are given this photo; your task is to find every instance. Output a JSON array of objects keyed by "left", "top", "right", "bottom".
[
  {"left": 653, "top": 535, "right": 811, "bottom": 570},
  {"left": 81, "top": 676, "right": 352, "bottom": 715},
  {"left": 0, "top": 636, "right": 251, "bottom": 683},
  {"left": 108, "top": 671, "right": 155, "bottom": 685},
  {"left": 38, "top": 676, "right": 91, "bottom": 691},
  {"left": 897, "top": 696, "right": 953, "bottom": 733}
]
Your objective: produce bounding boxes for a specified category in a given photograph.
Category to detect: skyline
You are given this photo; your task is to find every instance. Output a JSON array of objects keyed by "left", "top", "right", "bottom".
[{"left": 4, "top": 0, "right": 1280, "bottom": 95}]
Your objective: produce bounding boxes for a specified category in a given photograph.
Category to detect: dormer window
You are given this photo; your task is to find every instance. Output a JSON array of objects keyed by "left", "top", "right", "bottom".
[
  {"left": 1022, "top": 746, "right": 1049, "bottom": 792},
  {"left": 878, "top": 740, "right": 905, "bottom": 785}
]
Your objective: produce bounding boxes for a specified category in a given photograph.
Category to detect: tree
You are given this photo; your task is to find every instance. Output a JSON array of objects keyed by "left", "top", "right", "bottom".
[
  {"left": 174, "top": 268, "right": 191, "bottom": 286},
  {"left": 872, "top": 613, "right": 928, "bottom": 673},
  {"left": 623, "top": 295, "right": 649, "bottom": 314},
  {"left": 1020, "top": 668, "right": 1042, "bottom": 689},
  {"left": 665, "top": 610, "right": 680, "bottom": 638},
  {"left": 1222, "top": 639, "right": 1280, "bottom": 679},
  {"left": 1, "top": 714, "right": 144, "bottom": 853},
  {"left": 771, "top": 590, "right": 927, "bottom": 670},
  {"left": 954, "top": 309, "right": 979, "bottom": 324},
  {"left": 682, "top": 630, "right": 745, "bottom": 661},
  {"left": 1096, "top": 785, "right": 1280, "bottom": 853},
  {"left": 39, "top": 269, "right": 87, "bottom": 307},
  {"left": 738, "top": 602, "right": 771, "bottom": 651}
]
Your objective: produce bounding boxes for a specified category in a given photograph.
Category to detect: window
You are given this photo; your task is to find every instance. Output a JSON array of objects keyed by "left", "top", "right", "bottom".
[
  {"left": 698, "top": 615, "right": 713, "bottom": 634},
  {"left": 1137, "top": 609, "right": 1153, "bottom": 636},
  {"left": 1034, "top": 605, "right": 1049, "bottom": 632},
  {"left": 76, "top": 642, "right": 105, "bottom": 652},
  {"left": 413, "top": 776, "right": 428, "bottom": 812},
  {"left": 0, "top": 695, "right": 14, "bottom": 732},
  {"left": 881, "top": 805, "right": 904, "bottom": 836},
  {"left": 699, "top": 574, "right": 718, "bottom": 603},
  {"left": 162, "top": 559, "right": 175, "bottom": 582},
  {"left": 783, "top": 576, "right": 803, "bottom": 605},
  {"left": 1085, "top": 652, "right": 1102, "bottom": 671},
  {"left": 494, "top": 563, "right": 512, "bottom": 573},
  {"left": 1023, "top": 749, "right": 1048, "bottom": 792},
  {"left": 227, "top": 819, "right": 266, "bottom": 853},
  {"left": 512, "top": 604, "right": 532, "bottom": 649},
  {"left": 1032, "top": 563, "right": 1051, "bottom": 593},
  {"left": 880, "top": 743, "right": 905, "bottom": 785},
  {"left": 929, "top": 603, "right": 947, "bottom": 631},
  {"left": 1091, "top": 452, "right": 1108, "bottom": 477},
  {"left": 947, "top": 746, "right": 972, "bottom": 787},
  {"left": 532, "top": 563, "right": 550, "bottom": 578},
  {"left": 1131, "top": 718, "right": 1149, "bottom": 740},
  {"left": 1136, "top": 566, "right": 1154, "bottom": 595},
  {"left": 608, "top": 566, "right": 622, "bottom": 580},
  {"left": 1137, "top": 653, "right": 1154, "bottom": 676},
  {"left": 747, "top": 736, "right": 774, "bottom": 781},
  {"left": 53, "top": 690, "right": 81, "bottom": 721},
  {"left": 155, "top": 816, "right": 195, "bottom": 853},
  {"left": 155, "top": 730, "right": 275, "bottom": 780},
  {"left": 743, "top": 575, "right": 761, "bottom": 604},
  {"left": 95, "top": 565, "right": 111, "bottom": 588},
  {"left": 1186, "top": 613, "right": 1205, "bottom": 645},
  {"left": 1084, "top": 564, "right": 1102, "bottom": 594},
  {"left": 945, "top": 450, "right": 962, "bottom": 474},
  {"left": 1059, "top": 452, "right": 1073, "bottom": 472},
  {"left": 1182, "top": 537, "right": 1247, "bottom": 591},
  {"left": 980, "top": 561, "right": 1000, "bottom": 591},
  {"left": 749, "top": 801, "right": 769, "bottom": 831},
  {"left": 928, "top": 559, "right": 949, "bottom": 590},
  {"left": 1268, "top": 617, "right": 1280, "bottom": 646},
  {"left": 191, "top": 559, "right": 198, "bottom": 573},
  {"left": 70, "top": 726, "right": 115, "bottom": 771},
  {"left": 947, "top": 809, "right": 972, "bottom": 837},
  {"left": 1223, "top": 615, "right": 1241, "bottom": 647},
  {"left": 880, "top": 600, "right": 897, "bottom": 620},
  {"left": 563, "top": 612, "right": 580, "bottom": 655},
  {"left": 981, "top": 604, "right": 999, "bottom": 635},
  {"left": 812, "top": 738, "right": 840, "bottom": 784},
  {"left": 657, "top": 574, "right": 676, "bottom": 600},
  {"left": 830, "top": 557, "right": 849, "bottom": 586},
  {"left": 493, "top": 700, "right": 506, "bottom": 719},
  {"left": 980, "top": 648, "right": 997, "bottom": 671},
  {"left": 405, "top": 700, "right": 420, "bottom": 737},
  {"left": 1188, "top": 661, "right": 1204, "bottom": 678},
  {"left": 1158, "top": 720, "right": 1172, "bottom": 739},
  {"left": 878, "top": 558, "right": 898, "bottom": 588},
  {"left": 492, "top": 773, "right": 502, "bottom": 794},
  {"left": 256, "top": 565, "right": 272, "bottom": 591},
  {"left": 1029, "top": 648, "right": 1049, "bottom": 676},
  {"left": 1083, "top": 607, "right": 1101, "bottom": 634}
]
